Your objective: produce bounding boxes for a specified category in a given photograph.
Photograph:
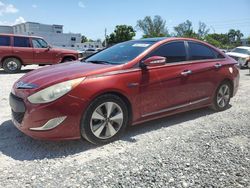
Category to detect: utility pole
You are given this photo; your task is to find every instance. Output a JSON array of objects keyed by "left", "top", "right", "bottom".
[{"left": 104, "top": 28, "right": 107, "bottom": 48}]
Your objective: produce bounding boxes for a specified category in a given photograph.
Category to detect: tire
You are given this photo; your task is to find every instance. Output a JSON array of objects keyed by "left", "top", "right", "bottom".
[
  {"left": 81, "top": 94, "right": 129, "bottom": 145},
  {"left": 238, "top": 63, "right": 243, "bottom": 69},
  {"left": 2, "top": 58, "right": 22, "bottom": 73},
  {"left": 61, "top": 57, "right": 74, "bottom": 63},
  {"left": 211, "top": 82, "right": 232, "bottom": 112}
]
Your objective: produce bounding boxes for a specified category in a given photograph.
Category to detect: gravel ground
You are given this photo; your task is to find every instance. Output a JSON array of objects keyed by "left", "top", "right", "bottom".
[{"left": 0, "top": 66, "right": 249, "bottom": 188}]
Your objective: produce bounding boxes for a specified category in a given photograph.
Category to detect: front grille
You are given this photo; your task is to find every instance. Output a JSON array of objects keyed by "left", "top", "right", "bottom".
[
  {"left": 9, "top": 93, "right": 26, "bottom": 124},
  {"left": 229, "top": 56, "right": 239, "bottom": 61},
  {"left": 12, "top": 110, "right": 25, "bottom": 124}
]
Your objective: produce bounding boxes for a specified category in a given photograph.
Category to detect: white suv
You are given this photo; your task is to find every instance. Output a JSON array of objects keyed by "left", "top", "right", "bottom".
[{"left": 226, "top": 46, "right": 250, "bottom": 69}]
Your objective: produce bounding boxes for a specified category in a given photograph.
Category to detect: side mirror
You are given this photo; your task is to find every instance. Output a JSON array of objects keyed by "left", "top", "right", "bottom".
[
  {"left": 140, "top": 56, "right": 166, "bottom": 68},
  {"left": 46, "top": 45, "right": 52, "bottom": 51}
]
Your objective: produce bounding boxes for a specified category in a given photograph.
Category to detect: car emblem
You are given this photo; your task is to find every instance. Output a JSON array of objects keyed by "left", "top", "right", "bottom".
[{"left": 16, "top": 81, "right": 38, "bottom": 89}]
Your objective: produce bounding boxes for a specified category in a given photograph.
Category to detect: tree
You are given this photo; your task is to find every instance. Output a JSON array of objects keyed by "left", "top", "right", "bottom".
[
  {"left": 96, "top": 39, "right": 102, "bottom": 43},
  {"left": 197, "top": 22, "right": 210, "bottom": 39},
  {"left": 205, "top": 33, "right": 230, "bottom": 48},
  {"left": 106, "top": 25, "right": 136, "bottom": 45},
  {"left": 227, "top": 29, "right": 244, "bottom": 46},
  {"left": 81, "top": 35, "right": 88, "bottom": 43},
  {"left": 248, "top": 36, "right": 250, "bottom": 45},
  {"left": 136, "top": 15, "right": 169, "bottom": 38},
  {"left": 173, "top": 20, "right": 197, "bottom": 38}
]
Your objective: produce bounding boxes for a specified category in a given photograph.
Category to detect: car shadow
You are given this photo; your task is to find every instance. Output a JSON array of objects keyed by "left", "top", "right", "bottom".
[
  {"left": 0, "top": 107, "right": 217, "bottom": 161},
  {"left": 0, "top": 69, "right": 34, "bottom": 75}
]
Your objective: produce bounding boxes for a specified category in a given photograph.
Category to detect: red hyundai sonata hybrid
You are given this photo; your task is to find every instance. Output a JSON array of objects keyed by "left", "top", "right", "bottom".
[{"left": 9, "top": 37, "right": 239, "bottom": 145}]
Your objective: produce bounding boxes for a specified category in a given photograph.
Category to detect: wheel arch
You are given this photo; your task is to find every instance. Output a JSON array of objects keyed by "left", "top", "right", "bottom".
[
  {"left": 86, "top": 90, "right": 133, "bottom": 126},
  {"left": 61, "top": 55, "right": 77, "bottom": 62},
  {"left": 220, "top": 78, "right": 234, "bottom": 98}
]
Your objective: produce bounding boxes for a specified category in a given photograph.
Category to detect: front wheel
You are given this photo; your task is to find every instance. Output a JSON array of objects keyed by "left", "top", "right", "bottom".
[
  {"left": 211, "top": 82, "right": 232, "bottom": 111},
  {"left": 2, "top": 58, "right": 22, "bottom": 73},
  {"left": 81, "top": 94, "right": 129, "bottom": 145},
  {"left": 61, "top": 57, "right": 74, "bottom": 63}
]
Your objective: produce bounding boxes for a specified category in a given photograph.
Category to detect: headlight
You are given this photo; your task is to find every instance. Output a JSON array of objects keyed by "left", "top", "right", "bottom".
[
  {"left": 28, "top": 78, "right": 85, "bottom": 104},
  {"left": 238, "top": 58, "right": 246, "bottom": 63}
]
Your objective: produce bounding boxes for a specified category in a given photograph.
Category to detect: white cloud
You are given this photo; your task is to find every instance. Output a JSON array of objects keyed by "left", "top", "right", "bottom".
[
  {"left": 14, "top": 16, "right": 26, "bottom": 25},
  {"left": 78, "top": 1, "right": 85, "bottom": 8},
  {"left": 0, "top": 1, "right": 18, "bottom": 15},
  {"left": 0, "top": 16, "right": 26, "bottom": 26},
  {"left": 32, "top": 4, "right": 38, "bottom": 8}
]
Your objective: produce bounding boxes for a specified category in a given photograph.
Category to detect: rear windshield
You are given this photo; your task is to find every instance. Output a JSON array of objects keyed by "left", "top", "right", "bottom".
[{"left": 86, "top": 41, "right": 156, "bottom": 65}]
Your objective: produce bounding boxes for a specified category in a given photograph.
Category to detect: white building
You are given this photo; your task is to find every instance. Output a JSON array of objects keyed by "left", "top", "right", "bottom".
[
  {"left": 0, "top": 22, "right": 81, "bottom": 48},
  {"left": 241, "top": 38, "right": 250, "bottom": 46},
  {"left": 0, "top": 26, "right": 14, "bottom": 34}
]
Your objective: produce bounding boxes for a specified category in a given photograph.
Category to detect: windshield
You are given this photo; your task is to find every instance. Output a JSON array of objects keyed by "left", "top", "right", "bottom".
[
  {"left": 85, "top": 41, "right": 155, "bottom": 65},
  {"left": 231, "top": 48, "right": 250, "bottom": 55}
]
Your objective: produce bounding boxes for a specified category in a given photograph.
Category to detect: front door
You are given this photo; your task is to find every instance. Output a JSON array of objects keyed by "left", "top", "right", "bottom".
[{"left": 31, "top": 38, "right": 53, "bottom": 64}]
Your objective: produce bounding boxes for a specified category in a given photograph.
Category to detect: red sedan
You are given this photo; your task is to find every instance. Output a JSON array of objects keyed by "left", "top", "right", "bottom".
[{"left": 9, "top": 38, "right": 239, "bottom": 145}]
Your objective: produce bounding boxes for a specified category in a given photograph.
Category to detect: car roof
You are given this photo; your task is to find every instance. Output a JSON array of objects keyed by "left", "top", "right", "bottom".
[
  {"left": 132, "top": 37, "right": 210, "bottom": 44},
  {"left": 133, "top": 37, "right": 169, "bottom": 42},
  {"left": 0, "top": 33, "right": 43, "bottom": 39},
  {"left": 236, "top": 46, "right": 250, "bottom": 50}
]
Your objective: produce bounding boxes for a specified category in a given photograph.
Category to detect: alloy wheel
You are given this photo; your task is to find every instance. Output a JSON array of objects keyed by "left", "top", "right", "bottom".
[
  {"left": 90, "top": 102, "right": 124, "bottom": 139},
  {"left": 217, "top": 84, "right": 230, "bottom": 108},
  {"left": 7, "top": 61, "right": 18, "bottom": 71}
]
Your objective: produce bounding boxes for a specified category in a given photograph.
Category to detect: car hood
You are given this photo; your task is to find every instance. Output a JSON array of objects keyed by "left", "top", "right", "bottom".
[
  {"left": 16, "top": 61, "right": 117, "bottom": 90},
  {"left": 226, "top": 52, "right": 250, "bottom": 58},
  {"left": 52, "top": 47, "right": 78, "bottom": 54}
]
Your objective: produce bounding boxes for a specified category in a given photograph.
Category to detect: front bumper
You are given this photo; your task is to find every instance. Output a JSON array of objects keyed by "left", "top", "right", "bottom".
[{"left": 9, "top": 92, "right": 88, "bottom": 141}]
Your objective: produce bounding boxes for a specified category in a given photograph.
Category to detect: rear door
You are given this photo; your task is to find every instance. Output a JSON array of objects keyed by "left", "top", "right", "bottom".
[
  {"left": 185, "top": 41, "right": 226, "bottom": 101},
  {"left": 13, "top": 36, "right": 33, "bottom": 64},
  {"left": 0, "top": 35, "right": 12, "bottom": 62},
  {"left": 31, "top": 38, "right": 53, "bottom": 64}
]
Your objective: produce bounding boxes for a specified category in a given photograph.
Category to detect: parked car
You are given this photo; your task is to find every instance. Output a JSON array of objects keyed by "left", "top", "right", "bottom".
[
  {"left": 82, "top": 48, "right": 99, "bottom": 58},
  {"left": 226, "top": 46, "right": 250, "bottom": 69},
  {"left": 0, "top": 34, "right": 82, "bottom": 73},
  {"left": 9, "top": 37, "right": 239, "bottom": 145}
]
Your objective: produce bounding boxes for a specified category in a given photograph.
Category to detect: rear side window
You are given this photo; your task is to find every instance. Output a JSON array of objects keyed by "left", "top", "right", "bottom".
[
  {"left": 188, "top": 42, "right": 216, "bottom": 60},
  {"left": 148, "top": 42, "right": 187, "bottom": 63},
  {"left": 0, "top": 36, "right": 11, "bottom": 46},
  {"left": 14, "top": 37, "right": 30, "bottom": 48}
]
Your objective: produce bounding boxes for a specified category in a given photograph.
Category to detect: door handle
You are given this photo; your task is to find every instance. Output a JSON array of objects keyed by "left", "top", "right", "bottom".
[
  {"left": 14, "top": 51, "right": 20, "bottom": 53},
  {"left": 181, "top": 70, "right": 192, "bottom": 76},
  {"left": 214, "top": 63, "right": 222, "bottom": 69}
]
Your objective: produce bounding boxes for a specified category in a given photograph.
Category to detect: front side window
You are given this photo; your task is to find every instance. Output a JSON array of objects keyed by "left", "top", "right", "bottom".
[
  {"left": 0, "top": 36, "right": 11, "bottom": 46},
  {"left": 14, "top": 37, "right": 30, "bottom": 48},
  {"left": 147, "top": 42, "right": 187, "bottom": 63},
  {"left": 32, "top": 38, "right": 48, "bottom": 48},
  {"left": 188, "top": 42, "right": 216, "bottom": 60}
]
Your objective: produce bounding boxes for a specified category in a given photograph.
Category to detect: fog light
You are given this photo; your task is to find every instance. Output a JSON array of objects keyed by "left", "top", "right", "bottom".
[{"left": 30, "top": 116, "right": 66, "bottom": 131}]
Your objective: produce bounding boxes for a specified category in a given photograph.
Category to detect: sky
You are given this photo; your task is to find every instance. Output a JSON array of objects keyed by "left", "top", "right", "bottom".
[{"left": 0, "top": 0, "right": 250, "bottom": 40}]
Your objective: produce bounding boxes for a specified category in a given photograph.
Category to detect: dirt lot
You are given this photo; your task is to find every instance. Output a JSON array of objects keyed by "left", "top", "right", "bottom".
[{"left": 0, "top": 66, "right": 249, "bottom": 188}]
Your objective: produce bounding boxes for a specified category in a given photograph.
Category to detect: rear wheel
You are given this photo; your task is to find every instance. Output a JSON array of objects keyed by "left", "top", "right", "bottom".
[
  {"left": 2, "top": 58, "right": 22, "bottom": 73},
  {"left": 81, "top": 94, "right": 129, "bottom": 145},
  {"left": 211, "top": 82, "right": 232, "bottom": 111}
]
